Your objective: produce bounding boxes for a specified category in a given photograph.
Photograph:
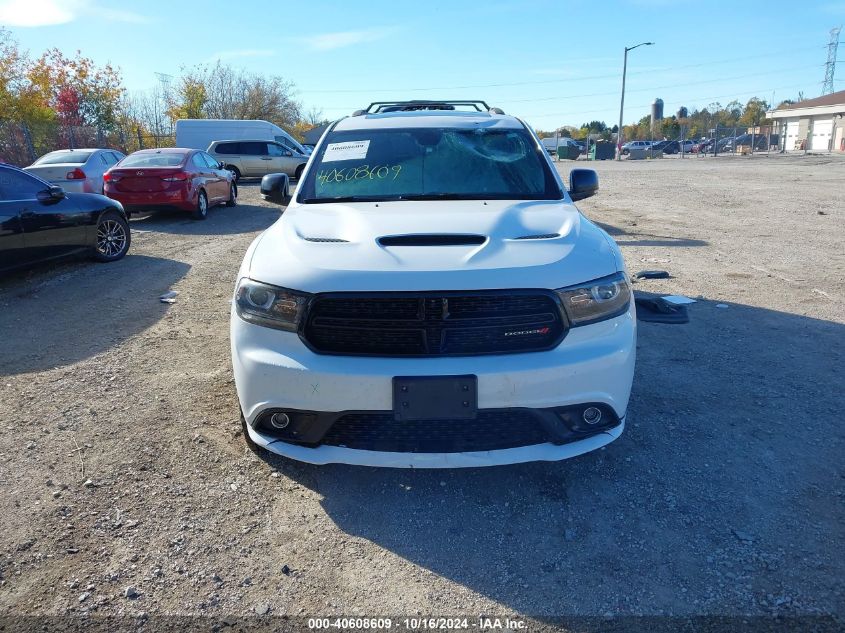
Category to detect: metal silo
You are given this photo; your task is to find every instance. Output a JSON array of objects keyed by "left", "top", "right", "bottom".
[{"left": 651, "top": 98, "right": 664, "bottom": 131}]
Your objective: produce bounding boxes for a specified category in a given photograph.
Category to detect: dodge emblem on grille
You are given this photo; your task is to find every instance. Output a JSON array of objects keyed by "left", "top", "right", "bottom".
[
  {"left": 136, "top": 171, "right": 144, "bottom": 176},
  {"left": 504, "top": 327, "right": 551, "bottom": 337}
]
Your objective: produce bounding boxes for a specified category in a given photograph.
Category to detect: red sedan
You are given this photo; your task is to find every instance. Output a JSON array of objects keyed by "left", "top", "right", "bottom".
[{"left": 104, "top": 148, "right": 237, "bottom": 220}]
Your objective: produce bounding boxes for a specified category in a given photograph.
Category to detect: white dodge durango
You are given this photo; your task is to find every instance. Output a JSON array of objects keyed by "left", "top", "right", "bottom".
[{"left": 231, "top": 100, "right": 636, "bottom": 468}]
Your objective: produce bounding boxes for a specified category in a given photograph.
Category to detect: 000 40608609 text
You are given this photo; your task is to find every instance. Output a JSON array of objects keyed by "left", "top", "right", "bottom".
[{"left": 316, "top": 164, "right": 402, "bottom": 185}]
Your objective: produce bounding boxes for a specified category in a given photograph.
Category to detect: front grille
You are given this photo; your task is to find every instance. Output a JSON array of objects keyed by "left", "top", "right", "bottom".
[
  {"left": 302, "top": 291, "right": 566, "bottom": 356},
  {"left": 321, "top": 410, "right": 551, "bottom": 453}
]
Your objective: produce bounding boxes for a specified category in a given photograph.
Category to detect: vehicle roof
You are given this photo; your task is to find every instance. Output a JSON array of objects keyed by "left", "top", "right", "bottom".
[
  {"left": 131, "top": 147, "right": 195, "bottom": 154},
  {"left": 41, "top": 148, "right": 109, "bottom": 153},
  {"left": 332, "top": 110, "right": 526, "bottom": 132},
  {"left": 209, "top": 139, "right": 278, "bottom": 144}
]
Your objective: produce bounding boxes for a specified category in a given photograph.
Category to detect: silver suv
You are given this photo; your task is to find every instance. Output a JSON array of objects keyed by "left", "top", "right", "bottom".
[{"left": 207, "top": 140, "right": 308, "bottom": 181}]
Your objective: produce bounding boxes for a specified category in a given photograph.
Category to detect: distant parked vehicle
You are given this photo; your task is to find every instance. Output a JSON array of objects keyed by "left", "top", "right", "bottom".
[
  {"left": 691, "top": 139, "right": 713, "bottom": 153},
  {"left": 621, "top": 140, "right": 653, "bottom": 155},
  {"left": 24, "top": 148, "right": 125, "bottom": 194},
  {"left": 103, "top": 148, "right": 236, "bottom": 221},
  {"left": 679, "top": 140, "right": 695, "bottom": 153},
  {"left": 175, "top": 119, "right": 309, "bottom": 156},
  {"left": 208, "top": 140, "right": 309, "bottom": 181},
  {"left": 0, "top": 163, "right": 130, "bottom": 272},
  {"left": 651, "top": 140, "right": 680, "bottom": 154}
]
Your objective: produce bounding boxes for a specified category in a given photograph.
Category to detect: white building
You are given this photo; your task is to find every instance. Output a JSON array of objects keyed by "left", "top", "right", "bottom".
[{"left": 768, "top": 90, "right": 845, "bottom": 152}]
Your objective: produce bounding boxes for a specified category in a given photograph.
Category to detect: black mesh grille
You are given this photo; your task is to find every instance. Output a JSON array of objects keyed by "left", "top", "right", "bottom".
[
  {"left": 302, "top": 291, "right": 566, "bottom": 356},
  {"left": 321, "top": 410, "right": 550, "bottom": 453}
]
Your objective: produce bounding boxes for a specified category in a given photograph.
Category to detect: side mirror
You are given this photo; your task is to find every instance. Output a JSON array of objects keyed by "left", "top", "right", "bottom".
[
  {"left": 568, "top": 169, "right": 598, "bottom": 201},
  {"left": 260, "top": 172, "right": 291, "bottom": 205},
  {"left": 37, "top": 185, "right": 65, "bottom": 203}
]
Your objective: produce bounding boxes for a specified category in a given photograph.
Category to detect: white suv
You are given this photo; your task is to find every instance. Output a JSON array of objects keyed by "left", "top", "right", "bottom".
[{"left": 231, "top": 100, "right": 636, "bottom": 468}]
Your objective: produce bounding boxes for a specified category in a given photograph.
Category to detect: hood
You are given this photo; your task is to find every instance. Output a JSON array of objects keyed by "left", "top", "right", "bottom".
[{"left": 247, "top": 199, "right": 620, "bottom": 292}]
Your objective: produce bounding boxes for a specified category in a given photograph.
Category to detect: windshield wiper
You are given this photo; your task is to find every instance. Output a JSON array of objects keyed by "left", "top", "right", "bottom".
[
  {"left": 395, "top": 193, "right": 475, "bottom": 201},
  {"left": 301, "top": 195, "right": 386, "bottom": 203}
]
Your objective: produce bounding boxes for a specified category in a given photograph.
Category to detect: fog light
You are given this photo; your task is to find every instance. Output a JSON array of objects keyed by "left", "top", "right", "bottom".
[
  {"left": 270, "top": 412, "right": 290, "bottom": 429},
  {"left": 582, "top": 407, "right": 602, "bottom": 425}
]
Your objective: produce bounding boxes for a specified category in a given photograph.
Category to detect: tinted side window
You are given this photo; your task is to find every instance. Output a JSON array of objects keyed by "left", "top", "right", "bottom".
[
  {"left": 267, "top": 143, "right": 285, "bottom": 157},
  {"left": 215, "top": 142, "right": 240, "bottom": 155},
  {"left": 0, "top": 168, "right": 45, "bottom": 200},
  {"left": 240, "top": 142, "right": 268, "bottom": 156},
  {"left": 191, "top": 154, "right": 208, "bottom": 169},
  {"left": 201, "top": 153, "right": 220, "bottom": 168}
]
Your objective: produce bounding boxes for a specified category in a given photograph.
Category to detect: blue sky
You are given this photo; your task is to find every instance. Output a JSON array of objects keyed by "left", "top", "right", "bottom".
[{"left": 2, "top": 0, "right": 843, "bottom": 130}]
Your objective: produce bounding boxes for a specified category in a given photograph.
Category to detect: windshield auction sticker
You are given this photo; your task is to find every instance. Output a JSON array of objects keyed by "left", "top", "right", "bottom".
[{"left": 322, "top": 140, "right": 370, "bottom": 162}]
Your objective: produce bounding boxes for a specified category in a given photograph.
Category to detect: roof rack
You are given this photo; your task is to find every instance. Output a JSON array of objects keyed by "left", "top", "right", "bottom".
[{"left": 353, "top": 100, "right": 503, "bottom": 116}]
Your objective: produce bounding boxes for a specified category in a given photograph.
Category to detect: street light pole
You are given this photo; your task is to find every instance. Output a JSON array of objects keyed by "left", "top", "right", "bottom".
[{"left": 616, "top": 41, "right": 654, "bottom": 160}]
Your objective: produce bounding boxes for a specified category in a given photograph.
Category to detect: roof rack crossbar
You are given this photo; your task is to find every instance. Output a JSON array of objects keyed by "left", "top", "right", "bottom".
[{"left": 362, "top": 100, "right": 493, "bottom": 114}]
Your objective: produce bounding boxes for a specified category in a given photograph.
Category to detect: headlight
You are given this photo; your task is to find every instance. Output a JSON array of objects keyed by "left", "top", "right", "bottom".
[
  {"left": 556, "top": 272, "right": 631, "bottom": 326},
  {"left": 234, "top": 279, "right": 311, "bottom": 331}
]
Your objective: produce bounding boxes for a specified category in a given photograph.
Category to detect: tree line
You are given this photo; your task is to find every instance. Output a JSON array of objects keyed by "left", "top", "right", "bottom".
[
  {"left": 536, "top": 95, "right": 798, "bottom": 143},
  {"left": 0, "top": 28, "right": 309, "bottom": 165}
]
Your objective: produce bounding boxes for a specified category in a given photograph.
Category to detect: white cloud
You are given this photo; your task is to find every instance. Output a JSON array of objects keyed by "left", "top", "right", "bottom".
[
  {"left": 209, "top": 49, "right": 275, "bottom": 62},
  {"left": 0, "top": 0, "right": 148, "bottom": 26},
  {"left": 299, "top": 27, "right": 398, "bottom": 51},
  {"left": 0, "top": 0, "right": 84, "bottom": 26}
]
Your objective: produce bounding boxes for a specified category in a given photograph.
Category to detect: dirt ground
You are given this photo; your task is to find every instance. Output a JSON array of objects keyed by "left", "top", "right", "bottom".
[{"left": 0, "top": 154, "right": 843, "bottom": 631}]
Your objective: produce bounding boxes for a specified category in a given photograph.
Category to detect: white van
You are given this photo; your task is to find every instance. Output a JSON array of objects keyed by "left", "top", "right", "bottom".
[{"left": 175, "top": 119, "right": 310, "bottom": 155}]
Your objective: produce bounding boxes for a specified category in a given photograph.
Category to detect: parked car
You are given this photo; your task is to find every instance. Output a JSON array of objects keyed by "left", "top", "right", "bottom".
[
  {"left": 231, "top": 99, "right": 636, "bottom": 468},
  {"left": 175, "top": 119, "right": 309, "bottom": 156},
  {"left": 24, "top": 148, "right": 125, "bottom": 194},
  {"left": 731, "top": 134, "right": 775, "bottom": 151},
  {"left": 207, "top": 140, "right": 309, "bottom": 181},
  {"left": 0, "top": 163, "right": 130, "bottom": 272},
  {"left": 679, "top": 139, "right": 695, "bottom": 153},
  {"left": 103, "top": 148, "right": 236, "bottom": 221},
  {"left": 691, "top": 139, "right": 714, "bottom": 153},
  {"left": 651, "top": 140, "right": 679, "bottom": 154},
  {"left": 621, "top": 140, "right": 653, "bottom": 154}
]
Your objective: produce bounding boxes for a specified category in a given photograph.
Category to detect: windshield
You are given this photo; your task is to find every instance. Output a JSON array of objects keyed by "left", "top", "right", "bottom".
[
  {"left": 118, "top": 153, "right": 187, "bottom": 168},
  {"left": 34, "top": 151, "right": 94, "bottom": 165},
  {"left": 298, "top": 127, "right": 562, "bottom": 203}
]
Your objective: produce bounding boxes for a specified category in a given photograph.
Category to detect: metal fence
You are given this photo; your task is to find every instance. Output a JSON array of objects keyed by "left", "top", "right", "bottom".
[
  {"left": 0, "top": 122, "right": 175, "bottom": 167},
  {"left": 692, "top": 124, "right": 781, "bottom": 156}
]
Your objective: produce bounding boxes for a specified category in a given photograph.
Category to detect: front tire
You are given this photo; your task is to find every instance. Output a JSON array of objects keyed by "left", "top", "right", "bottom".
[
  {"left": 92, "top": 211, "right": 130, "bottom": 262},
  {"left": 226, "top": 165, "right": 241, "bottom": 182},
  {"left": 192, "top": 190, "right": 208, "bottom": 221},
  {"left": 241, "top": 413, "right": 265, "bottom": 456},
  {"left": 294, "top": 164, "right": 304, "bottom": 181},
  {"left": 225, "top": 182, "right": 238, "bottom": 207}
]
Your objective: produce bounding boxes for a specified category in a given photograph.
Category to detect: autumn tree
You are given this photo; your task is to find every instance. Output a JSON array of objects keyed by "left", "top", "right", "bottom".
[{"left": 168, "top": 62, "right": 301, "bottom": 128}]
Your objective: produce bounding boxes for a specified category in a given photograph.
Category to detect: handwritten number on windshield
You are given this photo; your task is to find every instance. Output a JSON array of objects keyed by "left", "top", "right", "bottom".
[{"left": 317, "top": 165, "right": 402, "bottom": 185}]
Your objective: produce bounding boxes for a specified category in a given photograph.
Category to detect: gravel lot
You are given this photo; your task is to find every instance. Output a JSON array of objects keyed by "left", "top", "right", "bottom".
[{"left": 1, "top": 154, "right": 842, "bottom": 631}]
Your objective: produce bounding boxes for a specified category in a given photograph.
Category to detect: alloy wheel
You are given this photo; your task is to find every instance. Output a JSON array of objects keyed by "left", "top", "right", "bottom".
[{"left": 96, "top": 220, "right": 127, "bottom": 258}]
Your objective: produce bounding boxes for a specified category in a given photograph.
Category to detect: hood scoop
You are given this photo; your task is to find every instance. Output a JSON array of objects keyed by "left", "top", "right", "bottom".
[
  {"left": 513, "top": 233, "right": 561, "bottom": 240},
  {"left": 302, "top": 236, "right": 350, "bottom": 243},
  {"left": 378, "top": 234, "right": 486, "bottom": 247}
]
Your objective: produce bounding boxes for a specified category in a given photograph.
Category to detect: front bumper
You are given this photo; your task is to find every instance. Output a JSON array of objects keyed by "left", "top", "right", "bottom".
[
  {"left": 231, "top": 303, "right": 636, "bottom": 467},
  {"left": 245, "top": 418, "right": 625, "bottom": 468}
]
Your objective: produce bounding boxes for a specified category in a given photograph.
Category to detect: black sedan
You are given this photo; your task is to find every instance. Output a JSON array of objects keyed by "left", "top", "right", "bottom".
[{"left": 0, "top": 163, "right": 130, "bottom": 273}]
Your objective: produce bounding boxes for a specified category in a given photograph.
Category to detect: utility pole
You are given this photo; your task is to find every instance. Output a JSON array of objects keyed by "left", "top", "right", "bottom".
[
  {"left": 616, "top": 42, "right": 654, "bottom": 160},
  {"left": 823, "top": 26, "right": 841, "bottom": 95}
]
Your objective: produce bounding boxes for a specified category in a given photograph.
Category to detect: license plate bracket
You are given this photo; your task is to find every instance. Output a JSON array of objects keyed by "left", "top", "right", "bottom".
[{"left": 392, "top": 375, "right": 478, "bottom": 421}]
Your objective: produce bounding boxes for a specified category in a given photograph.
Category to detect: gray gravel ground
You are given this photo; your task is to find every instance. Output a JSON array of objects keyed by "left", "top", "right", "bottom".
[{"left": 0, "top": 154, "right": 842, "bottom": 631}]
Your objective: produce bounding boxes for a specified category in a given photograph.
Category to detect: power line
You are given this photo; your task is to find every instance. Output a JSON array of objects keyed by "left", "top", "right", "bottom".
[
  {"left": 519, "top": 83, "right": 809, "bottom": 122},
  {"left": 321, "top": 65, "right": 820, "bottom": 113},
  {"left": 300, "top": 45, "right": 825, "bottom": 95}
]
